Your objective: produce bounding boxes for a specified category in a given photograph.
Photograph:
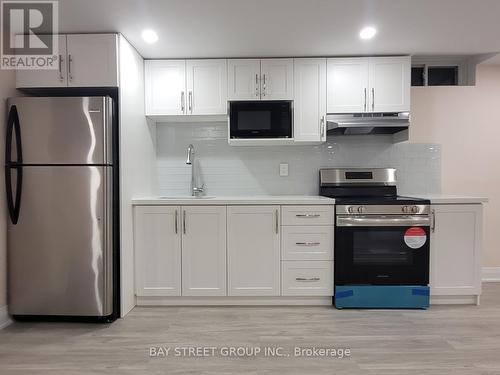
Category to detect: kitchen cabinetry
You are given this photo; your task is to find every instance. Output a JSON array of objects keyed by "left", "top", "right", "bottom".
[
  {"left": 181, "top": 206, "right": 227, "bottom": 296},
  {"left": 227, "top": 206, "right": 281, "bottom": 296},
  {"left": 430, "top": 204, "right": 482, "bottom": 300},
  {"left": 293, "top": 58, "right": 327, "bottom": 143},
  {"left": 16, "top": 34, "right": 118, "bottom": 88},
  {"left": 145, "top": 59, "right": 227, "bottom": 116},
  {"left": 134, "top": 206, "right": 181, "bottom": 296},
  {"left": 327, "top": 56, "right": 410, "bottom": 114},
  {"left": 227, "top": 59, "right": 293, "bottom": 100}
]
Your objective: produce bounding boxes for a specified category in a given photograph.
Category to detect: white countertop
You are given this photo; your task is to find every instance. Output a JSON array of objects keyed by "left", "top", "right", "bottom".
[
  {"left": 408, "top": 195, "right": 488, "bottom": 204},
  {"left": 132, "top": 195, "right": 335, "bottom": 205}
]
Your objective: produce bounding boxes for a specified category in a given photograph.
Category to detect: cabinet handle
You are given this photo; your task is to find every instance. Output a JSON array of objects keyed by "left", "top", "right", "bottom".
[
  {"left": 320, "top": 116, "right": 325, "bottom": 138},
  {"left": 174, "top": 210, "right": 178, "bottom": 234},
  {"left": 296, "top": 277, "right": 320, "bottom": 282},
  {"left": 183, "top": 210, "right": 187, "bottom": 234},
  {"left": 364, "top": 88, "right": 367, "bottom": 112},
  {"left": 188, "top": 91, "right": 193, "bottom": 113},
  {"left": 262, "top": 74, "right": 266, "bottom": 97},
  {"left": 431, "top": 209, "right": 436, "bottom": 233},
  {"left": 58, "top": 54, "right": 64, "bottom": 81},
  {"left": 275, "top": 209, "right": 279, "bottom": 234},
  {"left": 181, "top": 91, "right": 185, "bottom": 113},
  {"left": 296, "top": 242, "right": 321, "bottom": 246},
  {"left": 296, "top": 214, "right": 320, "bottom": 218},
  {"left": 255, "top": 74, "right": 259, "bottom": 98},
  {"left": 371, "top": 88, "right": 375, "bottom": 111},
  {"left": 68, "top": 54, "right": 73, "bottom": 81}
]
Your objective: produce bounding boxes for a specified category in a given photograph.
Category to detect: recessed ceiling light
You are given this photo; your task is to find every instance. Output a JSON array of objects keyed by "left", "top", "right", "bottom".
[
  {"left": 142, "top": 29, "right": 158, "bottom": 44},
  {"left": 359, "top": 26, "right": 377, "bottom": 40}
]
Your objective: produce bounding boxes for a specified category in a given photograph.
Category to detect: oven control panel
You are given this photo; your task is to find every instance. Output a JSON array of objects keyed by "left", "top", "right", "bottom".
[{"left": 338, "top": 205, "right": 431, "bottom": 216}]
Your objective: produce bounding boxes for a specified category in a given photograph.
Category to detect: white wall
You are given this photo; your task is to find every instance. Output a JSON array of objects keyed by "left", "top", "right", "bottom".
[
  {"left": 155, "top": 124, "right": 441, "bottom": 197},
  {"left": 411, "top": 65, "right": 500, "bottom": 267},
  {"left": 0, "top": 70, "right": 17, "bottom": 322},
  {"left": 118, "top": 36, "right": 156, "bottom": 316}
]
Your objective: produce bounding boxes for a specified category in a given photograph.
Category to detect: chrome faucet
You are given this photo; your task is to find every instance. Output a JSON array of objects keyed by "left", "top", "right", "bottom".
[{"left": 186, "top": 144, "right": 204, "bottom": 196}]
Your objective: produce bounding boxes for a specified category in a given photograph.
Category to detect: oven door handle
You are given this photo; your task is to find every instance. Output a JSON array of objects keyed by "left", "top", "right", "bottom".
[{"left": 336, "top": 215, "right": 431, "bottom": 227}]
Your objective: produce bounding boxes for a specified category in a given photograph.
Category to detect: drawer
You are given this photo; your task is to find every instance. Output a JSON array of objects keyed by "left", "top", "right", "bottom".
[
  {"left": 281, "top": 205, "right": 334, "bottom": 226},
  {"left": 281, "top": 261, "right": 333, "bottom": 296},
  {"left": 282, "top": 226, "right": 333, "bottom": 260}
]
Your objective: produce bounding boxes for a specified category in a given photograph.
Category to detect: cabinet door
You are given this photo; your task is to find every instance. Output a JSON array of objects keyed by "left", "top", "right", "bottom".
[
  {"left": 293, "top": 58, "right": 326, "bottom": 142},
  {"left": 227, "top": 206, "right": 280, "bottom": 296},
  {"left": 227, "top": 59, "right": 261, "bottom": 100},
  {"left": 430, "top": 204, "right": 482, "bottom": 296},
  {"left": 145, "top": 60, "right": 186, "bottom": 115},
  {"left": 260, "top": 59, "right": 294, "bottom": 100},
  {"left": 368, "top": 56, "right": 410, "bottom": 112},
  {"left": 181, "top": 206, "right": 227, "bottom": 296},
  {"left": 66, "top": 34, "right": 118, "bottom": 87},
  {"left": 134, "top": 206, "right": 181, "bottom": 296},
  {"left": 16, "top": 35, "right": 68, "bottom": 88},
  {"left": 327, "top": 58, "right": 369, "bottom": 113},
  {"left": 186, "top": 59, "right": 227, "bottom": 115}
]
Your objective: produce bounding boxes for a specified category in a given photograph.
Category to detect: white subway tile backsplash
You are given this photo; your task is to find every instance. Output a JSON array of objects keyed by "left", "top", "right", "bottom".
[{"left": 155, "top": 123, "right": 441, "bottom": 197}]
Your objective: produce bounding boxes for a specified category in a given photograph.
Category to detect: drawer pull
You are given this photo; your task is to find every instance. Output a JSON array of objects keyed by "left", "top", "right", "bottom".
[
  {"left": 295, "top": 214, "right": 320, "bottom": 218},
  {"left": 295, "top": 242, "right": 320, "bottom": 246},
  {"left": 295, "top": 277, "right": 320, "bottom": 282}
]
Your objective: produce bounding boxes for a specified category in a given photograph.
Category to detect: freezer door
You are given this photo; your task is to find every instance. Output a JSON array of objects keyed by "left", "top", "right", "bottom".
[
  {"left": 6, "top": 96, "right": 112, "bottom": 165},
  {"left": 8, "top": 166, "right": 113, "bottom": 317}
]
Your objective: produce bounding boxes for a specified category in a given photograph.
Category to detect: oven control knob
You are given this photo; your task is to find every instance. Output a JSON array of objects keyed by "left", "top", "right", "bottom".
[
  {"left": 357, "top": 206, "right": 366, "bottom": 214},
  {"left": 347, "top": 206, "right": 354, "bottom": 214},
  {"left": 411, "top": 206, "right": 419, "bottom": 214},
  {"left": 402, "top": 206, "right": 409, "bottom": 214}
]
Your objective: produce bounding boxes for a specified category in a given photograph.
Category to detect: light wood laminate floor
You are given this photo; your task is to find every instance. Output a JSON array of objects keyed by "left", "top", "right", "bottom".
[{"left": 1, "top": 284, "right": 500, "bottom": 374}]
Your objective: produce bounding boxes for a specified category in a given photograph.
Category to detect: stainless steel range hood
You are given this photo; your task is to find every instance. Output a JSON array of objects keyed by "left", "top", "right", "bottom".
[{"left": 326, "top": 112, "right": 410, "bottom": 135}]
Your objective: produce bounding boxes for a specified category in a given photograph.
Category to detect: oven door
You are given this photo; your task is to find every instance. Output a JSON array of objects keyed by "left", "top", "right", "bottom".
[
  {"left": 335, "top": 215, "right": 430, "bottom": 285},
  {"left": 229, "top": 100, "right": 292, "bottom": 138}
]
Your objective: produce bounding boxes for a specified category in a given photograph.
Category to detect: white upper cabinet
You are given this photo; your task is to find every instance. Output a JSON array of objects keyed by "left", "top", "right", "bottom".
[
  {"left": 186, "top": 59, "right": 228, "bottom": 115},
  {"left": 293, "top": 58, "right": 327, "bottom": 143},
  {"left": 145, "top": 60, "right": 186, "bottom": 115},
  {"left": 260, "top": 59, "right": 294, "bottom": 100},
  {"left": 327, "top": 57, "right": 369, "bottom": 113},
  {"left": 430, "top": 204, "right": 482, "bottom": 297},
  {"left": 66, "top": 34, "right": 118, "bottom": 87},
  {"left": 181, "top": 206, "right": 227, "bottom": 296},
  {"left": 369, "top": 56, "right": 411, "bottom": 113},
  {"left": 227, "top": 206, "right": 280, "bottom": 296},
  {"left": 145, "top": 59, "right": 227, "bottom": 116},
  {"left": 16, "top": 35, "right": 68, "bottom": 88},
  {"left": 327, "top": 56, "right": 410, "bottom": 113},
  {"left": 16, "top": 34, "right": 118, "bottom": 88},
  {"left": 134, "top": 206, "right": 182, "bottom": 297},
  {"left": 227, "top": 59, "right": 261, "bottom": 100},
  {"left": 227, "top": 58, "right": 293, "bottom": 100}
]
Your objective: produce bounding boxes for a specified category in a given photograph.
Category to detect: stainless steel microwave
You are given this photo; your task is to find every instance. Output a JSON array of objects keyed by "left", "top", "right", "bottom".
[{"left": 229, "top": 100, "right": 293, "bottom": 139}]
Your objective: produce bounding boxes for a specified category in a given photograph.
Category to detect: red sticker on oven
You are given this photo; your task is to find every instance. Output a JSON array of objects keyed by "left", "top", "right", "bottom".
[{"left": 404, "top": 227, "right": 427, "bottom": 249}]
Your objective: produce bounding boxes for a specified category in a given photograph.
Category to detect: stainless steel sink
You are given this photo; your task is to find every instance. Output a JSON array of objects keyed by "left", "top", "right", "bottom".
[{"left": 158, "top": 196, "right": 216, "bottom": 199}]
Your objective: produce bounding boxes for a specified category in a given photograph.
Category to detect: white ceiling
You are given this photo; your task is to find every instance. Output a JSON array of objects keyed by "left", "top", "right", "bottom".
[{"left": 58, "top": 0, "right": 500, "bottom": 59}]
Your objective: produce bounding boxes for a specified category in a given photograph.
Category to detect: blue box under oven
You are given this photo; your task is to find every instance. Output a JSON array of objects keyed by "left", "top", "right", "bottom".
[{"left": 335, "top": 285, "right": 430, "bottom": 309}]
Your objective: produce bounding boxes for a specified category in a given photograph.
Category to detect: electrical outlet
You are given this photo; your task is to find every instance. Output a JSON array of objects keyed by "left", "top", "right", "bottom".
[{"left": 279, "top": 163, "right": 289, "bottom": 177}]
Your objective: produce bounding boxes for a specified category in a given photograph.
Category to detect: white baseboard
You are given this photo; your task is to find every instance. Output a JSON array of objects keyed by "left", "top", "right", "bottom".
[
  {"left": 0, "top": 305, "right": 12, "bottom": 330},
  {"left": 482, "top": 267, "right": 500, "bottom": 282}
]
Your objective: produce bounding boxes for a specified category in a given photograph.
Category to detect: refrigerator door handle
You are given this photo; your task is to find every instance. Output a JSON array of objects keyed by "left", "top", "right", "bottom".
[{"left": 5, "top": 105, "right": 23, "bottom": 225}]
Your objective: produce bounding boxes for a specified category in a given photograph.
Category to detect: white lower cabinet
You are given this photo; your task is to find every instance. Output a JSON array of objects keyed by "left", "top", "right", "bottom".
[
  {"left": 181, "top": 206, "right": 227, "bottom": 296},
  {"left": 282, "top": 226, "right": 333, "bottom": 261},
  {"left": 227, "top": 206, "right": 281, "bottom": 296},
  {"left": 430, "top": 204, "right": 482, "bottom": 297},
  {"left": 134, "top": 206, "right": 181, "bottom": 296},
  {"left": 282, "top": 261, "right": 333, "bottom": 296}
]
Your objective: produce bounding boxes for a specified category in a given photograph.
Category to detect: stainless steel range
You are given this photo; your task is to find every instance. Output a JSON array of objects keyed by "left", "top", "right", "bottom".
[{"left": 319, "top": 168, "right": 431, "bottom": 309}]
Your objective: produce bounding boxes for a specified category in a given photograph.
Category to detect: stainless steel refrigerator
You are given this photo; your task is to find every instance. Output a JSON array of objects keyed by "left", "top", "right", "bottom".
[{"left": 5, "top": 96, "right": 118, "bottom": 321}]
